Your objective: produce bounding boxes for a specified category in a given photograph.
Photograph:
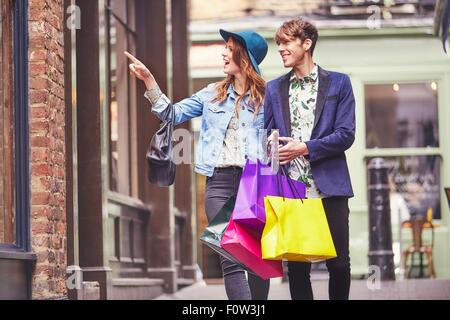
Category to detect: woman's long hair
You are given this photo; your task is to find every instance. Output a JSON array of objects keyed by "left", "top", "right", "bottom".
[{"left": 212, "top": 37, "right": 265, "bottom": 118}]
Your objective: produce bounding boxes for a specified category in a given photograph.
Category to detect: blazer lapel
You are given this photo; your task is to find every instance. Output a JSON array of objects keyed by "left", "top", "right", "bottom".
[
  {"left": 313, "top": 66, "right": 331, "bottom": 132},
  {"left": 278, "top": 71, "right": 292, "bottom": 137}
]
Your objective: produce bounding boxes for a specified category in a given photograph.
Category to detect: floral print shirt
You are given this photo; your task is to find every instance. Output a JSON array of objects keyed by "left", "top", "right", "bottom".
[
  {"left": 216, "top": 107, "right": 244, "bottom": 168},
  {"left": 288, "top": 65, "right": 323, "bottom": 198}
]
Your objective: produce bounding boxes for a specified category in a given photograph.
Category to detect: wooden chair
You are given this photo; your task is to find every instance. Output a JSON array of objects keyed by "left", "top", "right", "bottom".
[{"left": 401, "top": 214, "right": 436, "bottom": 279}]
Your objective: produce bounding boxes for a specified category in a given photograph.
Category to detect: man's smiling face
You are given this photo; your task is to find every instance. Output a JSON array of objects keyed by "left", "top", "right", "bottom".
[{"left": 277, "top": 37, "right": 310, "bottom": 68}]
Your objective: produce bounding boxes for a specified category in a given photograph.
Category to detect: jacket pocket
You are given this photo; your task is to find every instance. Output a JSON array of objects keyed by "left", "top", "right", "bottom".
[
  {"left": 207, "top": 104, "right": 226, "bottom": 113},
  {"left": 205, "top": 103, "right": 228, "bottom": 131}
]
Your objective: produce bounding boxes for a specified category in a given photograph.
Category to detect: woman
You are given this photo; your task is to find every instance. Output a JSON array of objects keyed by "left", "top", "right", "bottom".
[{"left": 125, "top": 29, "right": 270, "bottom": 300}]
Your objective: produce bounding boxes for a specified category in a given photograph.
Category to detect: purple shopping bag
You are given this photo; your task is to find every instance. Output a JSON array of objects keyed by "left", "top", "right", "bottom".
[{"left": 232, "top": 159, "right": 306, "bottom": 232}]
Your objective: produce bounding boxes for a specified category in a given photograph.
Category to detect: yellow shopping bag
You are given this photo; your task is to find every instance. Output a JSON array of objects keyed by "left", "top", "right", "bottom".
[{"left": 261, "top": 196, "right": 337, "bottom": 262}]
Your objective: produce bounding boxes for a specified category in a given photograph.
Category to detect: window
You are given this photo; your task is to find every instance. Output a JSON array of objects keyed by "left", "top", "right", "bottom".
[
  {"left": 364, "top": 81, "right": 442, "bottom": 276},
  {"left": 0, "top": 0, "right": 31, "bottom": 254},
  {"left": 0, "top": 0, "right": 15, "bottom": 244},
  {"left": 105, "top": 0, "right": 137, "bottom": 195},
  {"left": 367, "top": 155, "right": 441, "bottom": 221},
  {"left": 365, "top": 82, "right": 442, "bottom": 221},
  {"left": 365, "top": 83, "right": 439, "bottom": 149}
]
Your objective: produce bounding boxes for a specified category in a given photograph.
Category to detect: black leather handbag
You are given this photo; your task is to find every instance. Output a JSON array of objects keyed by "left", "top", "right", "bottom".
[{"left": 146, "top": 105, "right": 176, "bottom": 186}]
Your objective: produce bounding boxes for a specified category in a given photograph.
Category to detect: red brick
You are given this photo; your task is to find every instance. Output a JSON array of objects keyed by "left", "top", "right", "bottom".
[
  {"left": 29, "top": 8, "right": 45, "bottom": 21},
  {"left": 31, "top": 175, "right": 50, "bottom": 190},
  {"left": 32, "top": 192, "right": 50, "bottom": 205},
  {"left": 30, "top": 49, "right": 48, "bottom": 61},
  {"left": 31, "top": 148, "right": 49, "bottom": 162},
  {"left": 30, "top": 120, "right": 50, "bottom": 133},
  {"left": 30, "top": 77, "right": 49, "bottom": 90},
  {"left": 29, "top": 0, "right": 46, "bottom": 10},
  {"left": 31, "top": 206, "right": 49, "bottom": 219},
  {"left": 31, "top": 136, "right": 50, "bottom": 148},
  {"left": 56, "top": 221, "right": 65, "bottom": 234},
  {"left": 30, "top": 89, "right": 48, "bottom": 104},
  {"left": 35, "top": 265, "right": 52, "bottom": 276},
  {"left": 31, "top": 163, "right": 51, "bottom": 176},
  {"left": 32, "top": 220, "right": 50, "bottom": 235},
  {"left": 30, "top": 105, "right": 49, "bottom": 119},
  {"left": 29, "top": 33, "right": 48, "bottom": 49},
  {"left": 30, "top": 0, "right": 67, "bottom": 300},
  {"left": 51, "top": 235, "right": 62, "bottom": 249},
  {"left": 29, "top": 62, "right": 46, "bottom": 76}
]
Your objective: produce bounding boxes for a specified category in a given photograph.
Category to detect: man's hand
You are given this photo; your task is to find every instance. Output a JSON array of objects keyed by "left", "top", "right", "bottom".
[
  {"left": 125, "top": 51, "right": 156, "bottom": 90},
  {"left": 278, "top": 137, "right": 309, "bottom": 165}
]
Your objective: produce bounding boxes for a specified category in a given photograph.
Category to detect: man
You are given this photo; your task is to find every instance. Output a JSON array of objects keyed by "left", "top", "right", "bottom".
[{"left": 264, "top": 18, "right": 355, "bottom": 300}]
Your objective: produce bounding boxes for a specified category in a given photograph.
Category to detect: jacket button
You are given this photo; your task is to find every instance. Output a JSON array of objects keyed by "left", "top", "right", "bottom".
[{"left": 242, "top": 123, "right": 246, "bottom": 127}]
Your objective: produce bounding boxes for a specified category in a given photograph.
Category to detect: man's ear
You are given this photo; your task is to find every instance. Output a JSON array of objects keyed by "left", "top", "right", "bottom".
[{"left": 303, "top": 39, "right": 313, "bottom": 52}]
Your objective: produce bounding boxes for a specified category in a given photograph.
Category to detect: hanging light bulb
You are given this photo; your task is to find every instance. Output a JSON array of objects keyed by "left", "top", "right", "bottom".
[{"left": 393, "top": 83, "right": 400, "bottom": 92}]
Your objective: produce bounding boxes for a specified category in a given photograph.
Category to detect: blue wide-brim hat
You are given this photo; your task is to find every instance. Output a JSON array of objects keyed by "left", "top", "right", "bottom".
[{"left": 219, "top": 29, "right": 268, "bottom": 75}]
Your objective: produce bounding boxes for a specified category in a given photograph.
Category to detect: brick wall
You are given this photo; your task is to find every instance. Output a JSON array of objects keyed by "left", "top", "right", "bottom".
[{"left": 28, "top": 0, "right": 67, "bottom": 299}]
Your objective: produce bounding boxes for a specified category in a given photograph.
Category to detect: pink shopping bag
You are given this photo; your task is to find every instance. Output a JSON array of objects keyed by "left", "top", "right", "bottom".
[{"left": 220, "top": 219, "right": 283, "bottom": 280}]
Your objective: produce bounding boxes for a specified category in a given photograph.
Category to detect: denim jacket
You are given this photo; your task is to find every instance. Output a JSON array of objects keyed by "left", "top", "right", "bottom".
[{"left": 147, "top": 83, "right": 265, "bottom": 177}]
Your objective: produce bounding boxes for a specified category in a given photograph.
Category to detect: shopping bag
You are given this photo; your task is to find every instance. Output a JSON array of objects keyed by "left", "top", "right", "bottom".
[
  {"left": 232, "top": 159, "right": 306, "bottom": 232},
  {"left": 220, "top": 219, "right": 283, "bottom": 280},
  {"left": 261, "top": 196, "right": 337, "bottom": 262},
  {"left": 199, "top": 196, "right": 252, "bottom": 272}
]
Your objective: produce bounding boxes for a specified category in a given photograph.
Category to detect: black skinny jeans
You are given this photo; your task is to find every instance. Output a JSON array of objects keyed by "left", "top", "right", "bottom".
[
  {"left": 204, "top": 166, "right": 270, "bottom": 300},
  {"left": 287, "top": 196, "right": 351, "bottom": 300}
]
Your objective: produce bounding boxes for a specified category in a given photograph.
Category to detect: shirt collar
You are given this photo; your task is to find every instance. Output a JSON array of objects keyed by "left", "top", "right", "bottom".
[
  {"left": 227, "top": 83, "right": 250, "bottom": 99},
  {"left": 290, "top": 64, "right": 319, "bottom": 85}
]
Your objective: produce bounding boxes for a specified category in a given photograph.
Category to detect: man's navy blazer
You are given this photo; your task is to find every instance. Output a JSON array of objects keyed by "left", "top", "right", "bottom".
[{"left": 264, "top": 66, "right": 355, "bottom": 197}]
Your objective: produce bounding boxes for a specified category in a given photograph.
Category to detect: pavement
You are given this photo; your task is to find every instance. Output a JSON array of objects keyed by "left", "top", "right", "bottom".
[{"left": 155, "top": 274, "right": 450, "bottom": 300}]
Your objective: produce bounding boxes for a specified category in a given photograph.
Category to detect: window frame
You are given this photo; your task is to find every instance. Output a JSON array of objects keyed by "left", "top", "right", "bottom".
[
  {"left": 105, "top": 0, "right": 138, "bottom": 197},
  {"left": 364, "top": 82, "right": 440, "bottom": 150},
  {"left": 0, "top": 0, "right": 34, "bottom": 257},
  {"left": 1, "top": 0, "right": 15, "bottom": 244}
]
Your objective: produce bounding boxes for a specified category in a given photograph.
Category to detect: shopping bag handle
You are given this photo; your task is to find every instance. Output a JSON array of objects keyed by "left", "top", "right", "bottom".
[
  {"left": 276, "top": 165, "right": 304, "bottom": 202},
  {"left": 268, "top": 133, "right": 304, "bottom": 202}
]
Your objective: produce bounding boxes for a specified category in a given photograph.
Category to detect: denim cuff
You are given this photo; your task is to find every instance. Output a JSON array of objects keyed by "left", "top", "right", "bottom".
[{"left": 144, "top": 85, "right": 163, "bottom": 105}]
